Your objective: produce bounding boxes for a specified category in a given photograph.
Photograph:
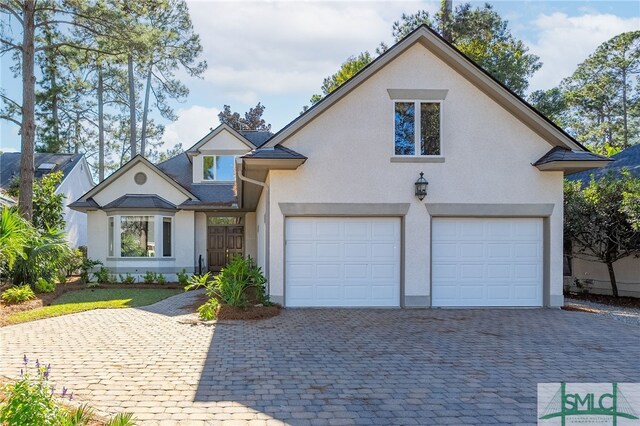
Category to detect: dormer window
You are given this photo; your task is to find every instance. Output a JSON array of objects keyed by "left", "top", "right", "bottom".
[
  {"left": 394, "top": 101, "right": 441, "bottom": 156},
  {"left": 203, "top": 155, "right": 236, "bottom": 181}
]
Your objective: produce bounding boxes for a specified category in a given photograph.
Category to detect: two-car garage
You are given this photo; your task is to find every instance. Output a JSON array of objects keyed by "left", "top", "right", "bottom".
[{"left": 284, "top": 216, "right": 543, "bottom": 308}]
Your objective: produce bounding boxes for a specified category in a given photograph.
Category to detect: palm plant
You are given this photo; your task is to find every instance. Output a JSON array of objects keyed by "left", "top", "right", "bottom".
[
  {"left": 12, "top": 227, "right": 73, "bottom": 285},
  {"left": 0, "top": 207, "right": 33, "bottom": 277}
]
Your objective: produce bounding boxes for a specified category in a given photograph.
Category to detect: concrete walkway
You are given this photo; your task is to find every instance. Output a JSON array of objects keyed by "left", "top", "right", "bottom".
[{"left": 1, "top": 291, "right": 639, "bottom": 425}]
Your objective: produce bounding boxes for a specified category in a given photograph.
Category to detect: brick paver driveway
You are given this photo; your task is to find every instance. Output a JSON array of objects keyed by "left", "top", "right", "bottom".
[{"left": 1, "top": 291, "right": 639, "bottom": 425}]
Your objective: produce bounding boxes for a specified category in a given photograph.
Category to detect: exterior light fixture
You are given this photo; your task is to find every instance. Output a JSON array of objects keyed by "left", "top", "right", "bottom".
[{"left": 415, "top": 172, "right": 428, "bottom": 201}]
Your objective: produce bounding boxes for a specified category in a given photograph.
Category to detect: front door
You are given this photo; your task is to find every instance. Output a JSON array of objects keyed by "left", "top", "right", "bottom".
[{"left": 208, "top": 225, "right": 244, "bottom": 272}]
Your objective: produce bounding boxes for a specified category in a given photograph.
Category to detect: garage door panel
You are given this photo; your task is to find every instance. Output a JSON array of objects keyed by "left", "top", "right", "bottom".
[
  {"left": 432, "top": 218, "right": 543, "bottom": 307},
  {"left": 286, "top": 217, "right": 400, "bottom": 307},
  {"left": 286, "top": 242, "right": 314, "bottom": 259}
]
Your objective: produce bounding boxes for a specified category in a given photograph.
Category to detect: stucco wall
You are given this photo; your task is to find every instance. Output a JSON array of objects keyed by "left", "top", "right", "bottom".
[
  {"left": 194, "top": 212, "right": 208, "bottom": 274},
  {"left": 92, "top": 162, "right": 189, "bottom": 207},
  {"left": 570, "top": 254, "right": 640, "bottom": 297},
  {"left": 264, "top": 43, "right": 565, "bottom": 306},
  {"left": 58, "top": 159, "right": 94, "bottom": 247},
  {"left": 255, "top": 182, "right": 267, "bottom": 274},
  {"left": 245, "top": 212, "right": 257, "bottom": 261}
]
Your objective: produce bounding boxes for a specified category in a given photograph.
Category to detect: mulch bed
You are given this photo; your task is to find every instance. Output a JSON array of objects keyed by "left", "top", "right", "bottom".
[
  {"left": 0, "top": 277, "right": 185, "bottom": 326},
  {"left": 561, "top": 305, "right": 602, "bottom": 313},
  {"left": 217, "top": 304, "right": 281, "bottom": 320},
  {"left": 564, "top": 292, "right": 640, "bottom": 309}
]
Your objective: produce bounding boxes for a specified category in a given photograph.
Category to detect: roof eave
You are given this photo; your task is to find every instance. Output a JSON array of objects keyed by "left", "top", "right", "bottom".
[
  {"left": 535, "top": 160, "right": 612, "bottom": 174},
  {"left": 242, "top": 157, "right": 307, "bottom": 170}
]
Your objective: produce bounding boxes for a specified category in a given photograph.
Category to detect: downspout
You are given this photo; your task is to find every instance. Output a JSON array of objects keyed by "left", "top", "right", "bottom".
[{"left": 236, "top": 162, "right": 270, "bottom": 294}]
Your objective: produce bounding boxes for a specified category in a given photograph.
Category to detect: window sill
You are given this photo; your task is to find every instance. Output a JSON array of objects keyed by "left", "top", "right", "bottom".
[
  {"left": 107, "top": 257, "right": 175, "bottom": 261},
  {"left": 390, "top": 156, "right": 445, "bottom": 163}
]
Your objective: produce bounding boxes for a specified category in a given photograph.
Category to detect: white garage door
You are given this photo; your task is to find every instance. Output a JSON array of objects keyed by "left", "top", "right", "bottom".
[
  {"left": 285, "top": 217, "right": 400, "bottom": 307},
  {"left": 432, "top": 218, "right": 543, "bottom": 307}
]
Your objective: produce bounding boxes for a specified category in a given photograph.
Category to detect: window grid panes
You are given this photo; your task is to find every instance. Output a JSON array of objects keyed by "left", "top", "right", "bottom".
[
  {"left": 120, "top": 216, "right": 155, "bottom": 257},
  {"left": 420, "top": 103, "right": 441, "bottom": 155},
  {"left": 108, "top": 217, "right": 114, "bottom": 256},
  {"left": 394, "top": 101, "right": 441, "bottom": 156},
  {"left": 163, "top": 217, "right": 172, "bottom": 257},
  {"left": 394, "top": 102, "right": 415, "bottom": 155}
]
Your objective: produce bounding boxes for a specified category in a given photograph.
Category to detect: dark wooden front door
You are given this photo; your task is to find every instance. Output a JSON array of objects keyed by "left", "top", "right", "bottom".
[{"left": 208, "top": 226, "right": 244, "bottom": 272}]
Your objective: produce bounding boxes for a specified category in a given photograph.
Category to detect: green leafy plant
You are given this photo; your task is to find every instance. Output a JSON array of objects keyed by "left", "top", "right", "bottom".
[
  {"left": 2, "top": 285, "right": 36, "bottom": 305},
  {"left": 176, "top": 269, "right": 189, "bottom": 286},
  {"left": 184, "top": 272, "right": 212, "bottom": 292},
  {"left": 34, "top": 277, "right": 56, "bottom": 294},
  {"left": 56, "top": 272, "right": 68, "bottom": 285},
  {"left": 118, "top": 273, "right": 136, "bottom": 284},
  {"left": 64, "top": 249, "right": 85, "bottom": 277},
  {"left": 0, "top": 357, "right": 65, "bottom": 425},
  {"left": 12, "top": 228, "right": 73, "bottom": 285},
  {"left": 106, "top": 412, "right": 136, "bottom": 426},
  {"left": 142, "top": 271, "right": 157, "bottom": 284},
  {"left": 214, "top": 256, "right": 269, "bottom": 307},
  {"left": 197, "top": 298, "right": 219, "bottom": 320},
  {"left": 0, "top": 207, "right": 33, "bottom": 278},
  {"left": 80, "top": 258, "right": 102, "bottom": 284},
  {"left": 156, "top": 273, "right": 166, "bottom": 285},
  {"left": 93, "top": 267, "right": 113, "bottom": 284}
]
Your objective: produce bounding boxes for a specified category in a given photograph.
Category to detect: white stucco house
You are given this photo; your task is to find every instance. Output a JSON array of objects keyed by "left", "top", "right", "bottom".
[
  {"left": 0, "top": 152, "right": 94, "bottom": 247},
  {"left": 70, "top": 26, "right": 610, "bottom": 308}
]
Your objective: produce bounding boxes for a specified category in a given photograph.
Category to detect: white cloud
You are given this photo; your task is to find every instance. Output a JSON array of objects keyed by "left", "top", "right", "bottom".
[
  {"left": 528, "top": 12, "right": 640, "bottom": 91},
  {"left": 187, "top": 1, "right": 430, "bottom": 100},
  {"left": 163, "top": 105, "right": 221, "bottom": 150}
]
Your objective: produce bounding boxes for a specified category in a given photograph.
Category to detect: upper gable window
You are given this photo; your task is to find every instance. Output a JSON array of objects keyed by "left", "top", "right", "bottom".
[
  {"left": 394, "top": 101, "right": 441, "bottom": 156},
  {"left": 203, "top": 155, "right": 235, "bottom": 181}
]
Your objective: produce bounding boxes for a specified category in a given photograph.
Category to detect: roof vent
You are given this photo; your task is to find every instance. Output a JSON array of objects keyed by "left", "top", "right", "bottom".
[{"left": 37, "top": 163, "right": 56, "bottom": 171}]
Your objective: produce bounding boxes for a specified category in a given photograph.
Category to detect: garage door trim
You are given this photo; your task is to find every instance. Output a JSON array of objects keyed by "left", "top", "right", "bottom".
[
  {"left": 280, "top": 203, "right": 409, "bottom": 308},
  {"left": 426, "top": 203, "right": 552, "bottom": 307}
]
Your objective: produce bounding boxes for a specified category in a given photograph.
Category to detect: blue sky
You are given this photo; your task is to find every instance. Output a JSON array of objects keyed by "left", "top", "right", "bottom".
[{"left": 1, "top": 0, "right": 639, "bottom": 154}]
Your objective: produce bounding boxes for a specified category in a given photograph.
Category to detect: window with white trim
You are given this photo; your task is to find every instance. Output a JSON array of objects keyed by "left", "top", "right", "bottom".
[
  {"left": 394, "top": 101, "right": 441, "bottom": 156},
  {"left": 107, "top": 215, "right": 173, "bottom": 258},
  {"left": 203, "top": 155, "right": 236, "bottom": 181}
]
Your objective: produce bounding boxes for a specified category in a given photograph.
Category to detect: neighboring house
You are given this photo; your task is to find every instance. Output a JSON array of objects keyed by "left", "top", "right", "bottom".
[
  {"left": 70, "top": 26, "right": 609, "bottom": 308},
  {"left": 0, "top": 152, "right": 95, "bottom": 247},
  {"left": 565, "top": 144, "right": 640, "bottom": 297},
  {"left": 0, "top": 189, "right": 15, "bottom": 207}
]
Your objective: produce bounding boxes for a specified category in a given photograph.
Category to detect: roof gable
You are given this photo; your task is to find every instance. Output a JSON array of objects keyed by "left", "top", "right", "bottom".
[
  {"left": 78, "top": 155, "right": 196, "bottom": 204},
  {"left": 263, "top": 25, "right": 585, "bottom": 152},
  {"left": 186, "top": 124, "right": 257, "bottom": 154}
]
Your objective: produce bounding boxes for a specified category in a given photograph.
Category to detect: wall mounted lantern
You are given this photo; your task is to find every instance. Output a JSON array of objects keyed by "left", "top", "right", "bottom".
[{"left": 415, "top": 172, "right": 428, "bottom": 201}]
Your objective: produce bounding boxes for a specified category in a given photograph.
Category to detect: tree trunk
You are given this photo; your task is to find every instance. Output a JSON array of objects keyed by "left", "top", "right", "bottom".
[
  {"left": 622, "top": 67, "right": 628, "bottom": 148},
  {"left": 140, "top": 64, "right": 152, "bottom": 157},
  {"left": 18, "top": 0, "right": 36, "bottom": 221},
  {"left": 606, "top": 262, "right": 619, "bottom": 297},
  {"left": 97, "top": 64, "right": 105, "bottom": 181},
  {"left": 441, "top": 0, "right": 453, "bottom": 41},
  {"left": 127, "top": 53, "right": 137, "bottom": 157}
]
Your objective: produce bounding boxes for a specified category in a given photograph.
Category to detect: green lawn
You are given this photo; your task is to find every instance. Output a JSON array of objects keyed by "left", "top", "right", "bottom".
[{"left": 6, "top": 288, "right": 181, "bottom": 325}]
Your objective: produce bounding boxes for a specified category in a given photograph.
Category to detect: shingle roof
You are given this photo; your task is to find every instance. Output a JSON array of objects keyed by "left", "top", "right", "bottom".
[
  {"left": 102, "top": 194, "right": 176, "bottom": 210},
  {"left": 567, "top": 144, "right": 640, "bottom": 181},
  {"left": 242, "top": 145, "right": 307, "bottom": 160},
  {"left": 0, "top": 152, "right": 86, "bottom": 189},
  {"left": 156, "top": 153, "right": 237, "bottom": 205},
  {"left": 67, "top": 198, "right": 99, "bottom": 210},
  {"left": 533, "top": 146, "right": 609, "bottom": 166},
  {"left": 239, "top": 131, "right": 273, "bottom": 147}
]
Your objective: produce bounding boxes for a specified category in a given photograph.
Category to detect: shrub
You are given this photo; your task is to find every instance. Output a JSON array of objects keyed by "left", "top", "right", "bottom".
[
  {"left": 197, "top": 298, "right": 219, "bottom": 320},
  {"left": 12, "top": 228, "right": 73, "bottom": 285},
  {"left": 118, "top": 273, "right": 136, "bottom": 284},
  {"left": 34, "top": 278, "right": 56, "bottom": 294},
  {"left": 184, "top": 272, "right": 213, "bottom": 292},
  {"left": 56, "top": 272, "right": 67, "bottom": 285},
  {"left": 80, "top": 258, "right": 102, "bottom": 284},
  {"left": 1, "top": 285, "right": 36, "bottom": 305},
  {"left": 156, "top": 273, "right": 166, "bottom": 285},
  {"left": 142, "top": 271, "right": 157, "bottom": 284},
  {"left": 64, "top": 249, "right": 85, "bottom": 276},
  {"left": 93, "top": 267, "right": 113, "bottom": 284},
  {"left": 176, "top": 269, "right": 189, "bottom": 286},
  {"left": 214, "top": 256, "right": 269, "bottom": 307}
]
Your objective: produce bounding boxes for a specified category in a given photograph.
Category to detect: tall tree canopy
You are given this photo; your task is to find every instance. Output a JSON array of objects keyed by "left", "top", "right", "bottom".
[
  {"left": 305, "top": 1, "right": 540, "bottom": 110},
  {"left": 218, "top": 103, "right": 272, "bottom": 132},
  {"left": 0, "top": 0, "right": 206, "bottom": 218},
  {"left": 531, "top": 31, "right": 640, "bottom": 154}
]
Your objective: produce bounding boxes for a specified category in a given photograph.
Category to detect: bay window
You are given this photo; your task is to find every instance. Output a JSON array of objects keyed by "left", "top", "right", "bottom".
[{"left": 107, "top": 214, "right": 173, "bottom": 258}]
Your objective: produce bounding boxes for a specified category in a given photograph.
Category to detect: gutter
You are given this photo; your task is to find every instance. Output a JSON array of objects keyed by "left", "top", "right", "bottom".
[{"left": 236, "top": 161, "right": 270, "bottom": 294}]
